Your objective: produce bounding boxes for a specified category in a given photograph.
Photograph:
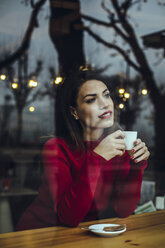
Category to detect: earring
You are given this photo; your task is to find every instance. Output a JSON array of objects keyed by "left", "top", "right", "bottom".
[{"left": 75, "top": 116, "right": 79, "bottom": 120}]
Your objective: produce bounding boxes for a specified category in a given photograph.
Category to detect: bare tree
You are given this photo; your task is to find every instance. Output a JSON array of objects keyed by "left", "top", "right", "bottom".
[
  {"left": 0, "top": 0, "right": 46, "bottom": 70},
  {"left": 0, "top": 0, "right": 86, "bottom": 141},
  {"left": 4, "top": 53, "right": 42, "bottom": 145},
  {"left": 0, "top": 0, "right": 86, "bottom": 77}
]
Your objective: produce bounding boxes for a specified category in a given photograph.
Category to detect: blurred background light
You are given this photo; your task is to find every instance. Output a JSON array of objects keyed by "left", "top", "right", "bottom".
[
  {"left": 11, "top": 82, "right": 18, "bottom": 89},
  {"left": 124, "top": 92, "right": 130, "bottom": 99},
  {"left": 141, "top": 89, "right": 148, "bottom": 95},
  {"left": 119, "top": 103, "right": 124, "bottom": 109},
  {"left": 0, "top": 74, "right": 6, "bottom": 80},
  {"left": 29, "top": 106, "right": 35, "bottom": 112},
  {"left": 54, "top": 76, "right": 63, "bottom": 84},
  {"left": 118, "top": 88, "right": 125, "bottom": 94},
  {"left": 28, "top": 79, "right": 38, "bottom": 87}
]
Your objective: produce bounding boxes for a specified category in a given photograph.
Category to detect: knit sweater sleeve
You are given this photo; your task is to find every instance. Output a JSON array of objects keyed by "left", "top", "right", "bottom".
[
  {"left": 42, "top": 138, "right": 104, "bottom": 227},
  {"left": 112, "top": 152, "right": 147, "bottom": 218}
]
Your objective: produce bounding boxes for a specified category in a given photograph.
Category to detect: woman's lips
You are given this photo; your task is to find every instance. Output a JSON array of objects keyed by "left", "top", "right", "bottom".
[{"left": 99, "top": 111, "right": 112, "bottom": 119}]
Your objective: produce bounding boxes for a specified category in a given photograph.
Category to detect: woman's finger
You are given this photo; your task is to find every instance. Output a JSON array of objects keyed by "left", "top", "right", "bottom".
[
  {"left": 114, "top": 143, "right": 126, "bottom": 150},
  {"left": 132, "top": 144, "right": 145, "bottom": 157},
  {"left": 110, "top": 130, "right": 125, "bottom": 139},
  {"left": 130, "top": 139, "right": 150, "bottom": 162},
  {"left": 132, "top": 149, "right": 150, "bottom": 163}
]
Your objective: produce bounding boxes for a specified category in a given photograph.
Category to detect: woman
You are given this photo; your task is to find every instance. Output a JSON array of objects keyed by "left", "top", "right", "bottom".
[{"left": 16, "top": 70, "right": 150, "bottom": 230}]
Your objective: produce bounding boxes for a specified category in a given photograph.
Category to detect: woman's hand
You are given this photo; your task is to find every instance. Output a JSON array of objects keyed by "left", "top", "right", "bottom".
[
  {"left": 129, "top": 138, "right": 150, "bottom": 163},
  {"left": 94, "top": 130, "right": 126, "bottom": 161}
]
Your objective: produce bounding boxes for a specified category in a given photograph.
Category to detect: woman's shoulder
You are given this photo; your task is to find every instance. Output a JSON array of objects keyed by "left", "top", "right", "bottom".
[
  {"left": 42, "top": 137, "right": 81, "bottom": 163},
  {"left": 42, "top": 137, "right": 73, "bottom": 160},
  {"left": 43, "top": 137, "right": 69, "bottom": 150}
]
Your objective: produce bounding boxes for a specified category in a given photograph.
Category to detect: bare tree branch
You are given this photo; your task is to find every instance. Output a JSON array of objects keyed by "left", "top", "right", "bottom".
[
  {"left": 83, "top": 26, "right": 140, "bottom": 72},
  {"left": 101, "top": 0, "right": 114, "bottom": 17},
  {"left": 81, "top": 14, "right": 115, "bottom": 27},
  {"left": 82, "top": 14, "right": 129, "bottom": 43},
  {"left": 110, "top": 0, "right": 160, "bottom": 101},
  {"left": 120, "top": 0, "right": 132, "bottom": 17},
  {"left": 0, "top": 0, "right": 47, "bottom": 70},
  {"left": 26, "top": 88, "right": 43, "bottom": 105}
]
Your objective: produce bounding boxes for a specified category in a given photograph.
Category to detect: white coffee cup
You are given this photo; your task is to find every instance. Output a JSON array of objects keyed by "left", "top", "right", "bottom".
[{"left": 123, "top": 131, "right": 137, "bottom": 150}]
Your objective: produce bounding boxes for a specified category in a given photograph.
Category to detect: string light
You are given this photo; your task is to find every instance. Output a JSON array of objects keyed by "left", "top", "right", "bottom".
[
  {"left": 141, "top": 80, "right": 148, "bottom": 95},
  {"left": 124, "top": 92, "right": 130, "bottom": 99},
  {"left": 28, "top": 79, "right": 38, "bottom": 87},
  {"left": 141, "top": 89, "right": 148, "bottom": 95},
  {"left": 29, "top": 106, "right": 35, "bottom": 112},
  {"left": 118, "top": 88, "right": 125, "bottom": 94},
  {"left": 119, "top": 103, "right": 124, "bottom": 109},
  {"left": 11, "top": 82, "right": 18, "bottom": 89},
  {"left": 0, "top": 74, "right": 6, "bottom": 80},
  {"left": 54, "top": 76, "right": 63, "bottom": 84}
]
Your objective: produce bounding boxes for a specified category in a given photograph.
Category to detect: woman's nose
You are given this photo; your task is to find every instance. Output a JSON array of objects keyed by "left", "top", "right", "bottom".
[{"left": 99, "top": 98, "right": 109, "bottom": 109}]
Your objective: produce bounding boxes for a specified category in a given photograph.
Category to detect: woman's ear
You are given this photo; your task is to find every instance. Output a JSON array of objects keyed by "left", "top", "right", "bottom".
[{"left": 70, "top": 106, "right": 79, "bottom": 120}]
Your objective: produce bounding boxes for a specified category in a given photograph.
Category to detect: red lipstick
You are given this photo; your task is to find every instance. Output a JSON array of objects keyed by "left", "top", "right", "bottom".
[{"left": 99, "top": 111, "right": 112, "bottom": 119}]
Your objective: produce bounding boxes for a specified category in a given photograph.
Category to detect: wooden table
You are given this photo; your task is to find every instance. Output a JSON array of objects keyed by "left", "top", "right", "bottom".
[{"left": 0, "top": 210, "right": 165, "bottom": 248}]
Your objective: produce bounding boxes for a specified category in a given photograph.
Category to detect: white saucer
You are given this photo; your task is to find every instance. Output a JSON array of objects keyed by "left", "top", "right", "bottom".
[{"left": 88, "top": 224, "right": 126, "bottom": 237}]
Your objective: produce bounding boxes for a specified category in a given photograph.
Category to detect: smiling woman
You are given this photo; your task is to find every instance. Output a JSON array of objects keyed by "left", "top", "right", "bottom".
[
  {"left": 15, "top": 69, "right": 150, "bottom": 231},
  {"left": 70, "top": 79, "right": 114, "bottom": 141}
]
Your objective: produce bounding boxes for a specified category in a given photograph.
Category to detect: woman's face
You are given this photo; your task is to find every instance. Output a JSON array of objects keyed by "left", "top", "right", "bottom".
[{"left": 72, "top": 80, "right": 114, "bottom": 140}]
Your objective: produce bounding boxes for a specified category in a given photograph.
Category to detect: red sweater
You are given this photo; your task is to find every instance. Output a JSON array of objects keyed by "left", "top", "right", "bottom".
[{"left": 16, "top": 137, "right": 147, "bottom": 230}]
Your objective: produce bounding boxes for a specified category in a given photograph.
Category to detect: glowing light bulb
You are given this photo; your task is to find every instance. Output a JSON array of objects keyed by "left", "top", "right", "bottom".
[
  {"left": 0, "top": 74, "right": 6, "bottom": 80},
  {"left": 141, "top": 89, "right": 148, "bottom": 95},
  {"left": 119, "top": 103, "right": 124, "bottom": 109},
  {"left": 54, "top": 76, "right": 63, "bottom": 84},
  {"left": 12, "top": 83, "right": 18, "bottom": 89},
  {"left": 28, "top": 79, "right": 38, "bottom": 87},
  {"left": 124, "top": 92, "right": 130, "bottom": 99},
  {"left": 118, "top": 88, "right": 125, "bottom": 94},
  {"left": 29, "top": 106, "right": 35, "bottom": 112}
]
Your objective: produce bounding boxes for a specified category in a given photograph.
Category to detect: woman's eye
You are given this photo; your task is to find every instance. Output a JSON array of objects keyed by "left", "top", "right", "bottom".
[
  {"left": 86, "top": 98, "right": 95, "bottom": 104},
  {"left": 105, "top": 93, "right": 111, "bottom": 98}
]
